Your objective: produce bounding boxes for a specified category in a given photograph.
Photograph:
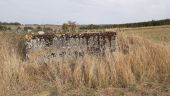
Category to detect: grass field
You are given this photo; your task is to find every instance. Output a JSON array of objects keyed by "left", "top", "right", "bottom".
[
  {"left": 120, "top": 25, "right": 170, "bottom": 43},
  {"left": 0, "top": 25, "right": 170, "bottom": 96}
]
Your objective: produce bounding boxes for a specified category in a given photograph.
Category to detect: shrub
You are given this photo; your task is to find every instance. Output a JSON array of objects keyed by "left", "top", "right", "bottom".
[{"left": 62, "top": 21, "right": 79, "bottom": 33}]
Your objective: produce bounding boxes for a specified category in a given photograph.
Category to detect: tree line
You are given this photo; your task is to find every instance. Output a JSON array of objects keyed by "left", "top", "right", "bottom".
[
  {"left": 0, "top": 21, "right": 21, "bottom": 31},
  {"left": 0, "top": 22, "right": 21, "bottom": 25},
  {"left": 0, "top": 25, "right": 11, "bottom": 31},
  {"left": 80, "top": 19, "right": 170, "bottom": 29}
]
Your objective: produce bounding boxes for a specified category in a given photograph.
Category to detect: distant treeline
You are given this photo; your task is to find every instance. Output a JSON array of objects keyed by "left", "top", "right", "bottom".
[
  {"left": 80, "top": 19, "right": 170, "bottom": 29},
  {"left": 0, "top": 25, "right": 11, "bottom": 31},
  {"left": 0, "top": 21, "right": 20, "bottom": 31},
  {"left": 0, "top": 22, "right": 21, "bottom": 25}
]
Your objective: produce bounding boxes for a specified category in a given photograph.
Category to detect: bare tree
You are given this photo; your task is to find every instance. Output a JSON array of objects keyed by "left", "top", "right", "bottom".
[{"left": 62, "top": 21, "right": 79, "bottom": 33}]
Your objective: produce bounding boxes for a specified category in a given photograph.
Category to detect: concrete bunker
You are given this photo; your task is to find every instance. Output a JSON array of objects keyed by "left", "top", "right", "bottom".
[{"left": 25, "top": 32, "right": 117, "bottom": 61}]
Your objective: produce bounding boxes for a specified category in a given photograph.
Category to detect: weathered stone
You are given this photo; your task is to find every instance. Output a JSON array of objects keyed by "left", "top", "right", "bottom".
[{"left": 25, "top": 32, "right": 117, "bottom": 61}]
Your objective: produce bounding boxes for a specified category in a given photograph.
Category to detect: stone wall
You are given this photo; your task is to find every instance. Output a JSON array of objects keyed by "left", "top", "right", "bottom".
[{"left": 25, "top": 32, "right": 117, "bottom": 62}]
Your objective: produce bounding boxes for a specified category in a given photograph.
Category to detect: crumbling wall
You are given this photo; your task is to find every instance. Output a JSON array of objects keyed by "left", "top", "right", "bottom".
[{"left": 25, "top": 32, "right": 117, "bottom": 62}]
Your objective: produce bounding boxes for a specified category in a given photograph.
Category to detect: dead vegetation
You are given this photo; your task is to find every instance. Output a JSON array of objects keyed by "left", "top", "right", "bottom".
[{"left": 0, "top": 31, "right": 170, "bottom": 96}]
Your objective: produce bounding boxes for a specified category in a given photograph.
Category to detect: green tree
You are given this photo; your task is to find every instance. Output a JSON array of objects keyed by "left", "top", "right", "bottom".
[{"left": 0, "top": 25, "right": 8, "bottom": 31}]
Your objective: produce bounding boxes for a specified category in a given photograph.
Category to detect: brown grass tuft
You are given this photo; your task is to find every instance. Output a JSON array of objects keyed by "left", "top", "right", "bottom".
[{"left": 0, "top": 32, "right": 170, "bottom": 96}]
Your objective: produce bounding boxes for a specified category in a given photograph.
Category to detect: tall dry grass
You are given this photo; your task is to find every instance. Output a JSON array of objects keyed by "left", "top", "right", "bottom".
[{"left": 0, "top": 32, "right": 170, "bottom": 95}]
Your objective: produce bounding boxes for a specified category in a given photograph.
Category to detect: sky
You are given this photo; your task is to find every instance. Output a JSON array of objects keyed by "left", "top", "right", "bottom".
[{"left": 0, "top": 0, "right": 170, "bottom": 24}]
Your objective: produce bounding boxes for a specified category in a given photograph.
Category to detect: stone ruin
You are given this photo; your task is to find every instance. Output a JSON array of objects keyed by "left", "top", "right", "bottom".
[{"left": 25, "top": 32, "right": 117, "bottom": 62}]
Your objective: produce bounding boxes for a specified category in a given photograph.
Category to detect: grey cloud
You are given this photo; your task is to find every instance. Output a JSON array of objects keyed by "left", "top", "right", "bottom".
[{"left": 0, "top": 0, "right": 169, "bottom": 24}]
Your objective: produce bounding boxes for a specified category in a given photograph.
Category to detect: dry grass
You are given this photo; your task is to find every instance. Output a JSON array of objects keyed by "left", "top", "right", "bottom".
[
  {"left": 0, "top": 30, "right": 170, "bottom": 96},
  {"left": 119, "top": 25, "right": 170, "bottom": 44}
]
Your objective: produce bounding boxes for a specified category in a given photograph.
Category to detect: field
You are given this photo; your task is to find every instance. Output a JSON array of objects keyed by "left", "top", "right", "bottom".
[
  {"left": 0, "top": 25, "right": 170, "bottom": 96},
  {"left": 121, "top": 25, "right": 170, "bottom": 43}
]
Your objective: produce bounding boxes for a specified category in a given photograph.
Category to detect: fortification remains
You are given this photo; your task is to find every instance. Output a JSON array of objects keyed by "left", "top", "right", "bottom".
[{"left": 25, "top": 32, "right": 117, "bottom": 62}]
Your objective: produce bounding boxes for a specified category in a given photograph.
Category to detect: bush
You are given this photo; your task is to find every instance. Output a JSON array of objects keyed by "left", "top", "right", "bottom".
[
  {"left": 35, "top": 26, "right": 43, "bottom": 32},
  {"left": 0, "top": 25, "right": 10, "bottom": 31},
  {"left": 62, "top": 21, "right": 78, "bottom": 33},
  {"left": 24, "top": 27, "right": 33, "bottom": 32},
  {"left": 43, "top": 27, "right": 53, "bottom": 32}
]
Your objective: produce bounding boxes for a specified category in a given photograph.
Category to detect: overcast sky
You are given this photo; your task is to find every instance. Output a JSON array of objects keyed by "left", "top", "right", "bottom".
[{"left": 0, "top": 0, "right": 170, "bottom": 24}]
